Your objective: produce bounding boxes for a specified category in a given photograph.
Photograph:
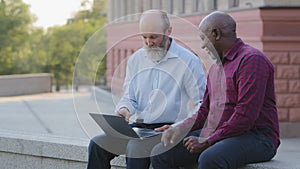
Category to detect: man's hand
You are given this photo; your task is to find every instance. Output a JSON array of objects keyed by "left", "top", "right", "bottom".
[
  {"left": 115, "top": 107, "right": 130, "bottom": 122},
  {"left": 154, "top": 125, "right": 171, "bottom": 132},
  {"left": 183, "top": 136, "right": 209, "bottom": 153},
  {"left": 160, "top": 126, "right": 188, "bottom": 147}
]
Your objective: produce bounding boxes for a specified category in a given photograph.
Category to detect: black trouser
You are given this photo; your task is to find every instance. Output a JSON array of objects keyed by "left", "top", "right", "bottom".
[{"left": 87, "top": 122, "right": 172, "bottom": 169}]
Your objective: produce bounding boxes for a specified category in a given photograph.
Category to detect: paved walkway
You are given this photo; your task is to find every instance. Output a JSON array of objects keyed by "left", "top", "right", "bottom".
[
  {"left": 0, "top": 87, "right": 300, "bottom": 169},
  {"left": 0, "top": 87, "right": 115, "bottom": 140}
]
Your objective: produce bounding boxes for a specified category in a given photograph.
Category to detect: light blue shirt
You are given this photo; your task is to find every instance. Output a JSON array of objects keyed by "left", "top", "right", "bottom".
[{"left": 116, "top": 39, "right": 206, "bottom": 124}]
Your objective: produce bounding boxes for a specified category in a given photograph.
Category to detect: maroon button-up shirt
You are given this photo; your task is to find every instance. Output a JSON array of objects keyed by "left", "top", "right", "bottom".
[{"left": 181, "top": 38, "right": 280, "bottom": 148}]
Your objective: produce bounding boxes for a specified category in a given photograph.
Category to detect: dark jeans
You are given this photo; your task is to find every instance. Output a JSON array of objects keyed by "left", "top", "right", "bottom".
[
  {"left": 87, "top": 123, "right": 170, "bottom": 169},
  {"left": 151, "top": 129, "right": 277, "bottom": 169}
]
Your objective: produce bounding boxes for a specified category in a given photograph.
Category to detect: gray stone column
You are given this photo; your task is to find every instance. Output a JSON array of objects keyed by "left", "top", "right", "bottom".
[
  {"left": 127, "top": 0, "right": 135, "bottom": 21},
  {"left": 120, "top": 0, "right": 127, "bottom": 21},
  {"left": 191, "top": 0, "right": 199, "bottom": 13},
  {"left": 161, "top": 0, "right": 172, "bottom": 14},
  {"left": 152, "top": 0, "right": 161, "bottom": 9},
  {"left": 173, "top": 0, "right": 185, "bottom": 15},
  {"left": 132, "top": 0, "right": 143, "bottom": 21},
  {"left": 199, "top": 0, "right": 215, "bottom": 12},
  {"left": 184, "top": 0, "right": 192, "bottom": 14},
  {"left": 107, "top": 0, "right": 113, "bottom": 22},
  {"left": 143, "top": 0, "right": 152, "bottom": 11},
  {"left": 135, "top": 0, "right": 143, "bottom": 13},
  {"left": 114, "top": 0, "right": 120, "bottom": 21},
  {"left": 218, "top": 0, "right": 230, "bottom": 11}
]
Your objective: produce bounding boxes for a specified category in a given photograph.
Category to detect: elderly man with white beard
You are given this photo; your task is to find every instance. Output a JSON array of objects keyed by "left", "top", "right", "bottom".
[{"left": 87, "top": 9, "right": 206, "bottom": 169}]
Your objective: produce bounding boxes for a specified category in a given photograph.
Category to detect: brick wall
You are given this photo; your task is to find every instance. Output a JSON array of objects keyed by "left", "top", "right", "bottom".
[
  {"left": 260, "top": 8, "right": 300, "bottom": 123},
  {"left": 270, "top": 52, "right": 300, "bottom": 122},
  {"left": 106, "top": 23, "right": 141, "bottom": 96}
]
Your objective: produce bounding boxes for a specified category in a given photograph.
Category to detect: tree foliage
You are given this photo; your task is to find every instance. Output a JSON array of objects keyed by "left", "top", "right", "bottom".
[
  {"left": 0, "top": 0, "right": 36, "bottom": 74},
  {"left": 0, "top": 0, "right": 107, "bottom": 91},
  {"left": 44, "top": 0, "right": 107, "bottom": 91},
  {"left": 45, "top": 17, "right": 106, "bottom": 91}
]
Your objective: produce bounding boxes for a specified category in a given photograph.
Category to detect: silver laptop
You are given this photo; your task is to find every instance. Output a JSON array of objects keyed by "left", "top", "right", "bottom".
[{"left": 89, "top": 113, "right": 162, "bottom": 140}]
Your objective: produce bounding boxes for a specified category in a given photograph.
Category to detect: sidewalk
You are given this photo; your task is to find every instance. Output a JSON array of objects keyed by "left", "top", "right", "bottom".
[
  {"left": 0, "top": 87, "right": 299, "bottom": 169},
  {"left": 0, "top": 87, "right": 115, "bottom": 140}
]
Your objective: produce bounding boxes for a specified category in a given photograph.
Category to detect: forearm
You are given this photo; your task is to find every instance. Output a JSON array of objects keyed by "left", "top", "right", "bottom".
[{"left": 115, "top": 97, "right": 136, "bottom": 115}]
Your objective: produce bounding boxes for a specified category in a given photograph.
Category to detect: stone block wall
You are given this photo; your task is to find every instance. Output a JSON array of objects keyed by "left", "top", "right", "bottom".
[
  {"left": 272, "top": 52, "right": 300, "bottom": 122},
  {"left": 0, "top": 73, "right": 52, "bottom": 96},
  {"left": 260, "top": 8, "right": 300, "bottom": 130},
  {"left": 0, "top": 131, "right": 89, "bottom": 169}
]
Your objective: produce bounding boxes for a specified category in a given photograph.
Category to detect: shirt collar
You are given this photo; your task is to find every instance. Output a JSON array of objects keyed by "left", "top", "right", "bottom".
[
  {"left": 223, "top": 38, "right": 244, "bottom": 61},
  {"left": 163, "top": 38, "right": 179, "bottom": 59}
]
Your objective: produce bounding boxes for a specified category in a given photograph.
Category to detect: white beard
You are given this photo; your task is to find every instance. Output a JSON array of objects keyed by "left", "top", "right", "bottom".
[
  {"left": 144, "top": 38, "right": 168, "bottom": 62},
  {"left": 144, "top": 46, "right": 166, "bottom": 62}
]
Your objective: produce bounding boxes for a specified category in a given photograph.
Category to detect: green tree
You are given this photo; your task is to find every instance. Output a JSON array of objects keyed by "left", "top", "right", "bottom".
[
  {"left": 44, "top": 0, "right": 107, "bottom": 91},
  {"left": 0, "top": 0, "right": 36, "bottom": 74},
  {"left": 26, "top": 28, "right": 48, "bottom": 73},
  {"left": 0, "top": 0, "right": 107, "bottom": 92}
]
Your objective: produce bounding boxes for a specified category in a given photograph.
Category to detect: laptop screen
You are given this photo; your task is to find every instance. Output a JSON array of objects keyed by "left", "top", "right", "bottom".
[{"left": 89, "top": 113, "right": 161, "bottom": 139}]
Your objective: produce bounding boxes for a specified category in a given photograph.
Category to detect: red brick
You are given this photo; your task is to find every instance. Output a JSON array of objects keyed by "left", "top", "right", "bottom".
[
  {"left": 274, "top": 80, "right": 288, "bottom": 93},
  {"left": 265, "top": 52, "right": 289, "bottom": 64},
  {"left": 289, "top": 108, "right": 300, "bottom": 122},
  {"left": 276, "top": 94, "right": 300, "bottom": 107},
  {"left": 290, "top": 52, "right": 300, "bottom": 64},
  {"left": 277, "top": 108, "right": 289, "bottom": 122},
  {"left": 277, "top": 65, "right": 300, "bottom": 78},
  {"left": 289, "top": 80, "right": 300, "bottom": 93}
]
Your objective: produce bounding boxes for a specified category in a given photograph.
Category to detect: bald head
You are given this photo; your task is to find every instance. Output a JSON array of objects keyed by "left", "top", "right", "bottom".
[
  {"left": 199, "top": 11, "right": 236, "bottom": 39},
  {"left": 198, "top": 11, "right": 237, "bottom": 60},
  {"left": 139, "top": 10, "right": 170, "bottom": 35}
]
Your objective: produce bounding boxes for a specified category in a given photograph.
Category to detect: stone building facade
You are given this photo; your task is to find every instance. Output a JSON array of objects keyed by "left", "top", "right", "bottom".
[{"left": 105, "top": 0, "right": 300, "bottom": 137}]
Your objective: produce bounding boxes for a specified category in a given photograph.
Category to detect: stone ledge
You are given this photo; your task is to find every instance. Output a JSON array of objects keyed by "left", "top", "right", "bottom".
[
  {"left": 110, "top": 156, "right": 294, "bottom": 169},
  {"left": 0, "top": 130, "right": 89, "bottom": 169},
  {"left": 0, "top": 130, "right": 299, "bottom": 169},
  {"left": 110, "top": 138, "right": 300, "bottom": 169},
  {"left": 280, "top": 122, "right": 300, "bottom": 137},
  {"left": 0, "top": 73, "right": 52, "bottom": 96}
]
